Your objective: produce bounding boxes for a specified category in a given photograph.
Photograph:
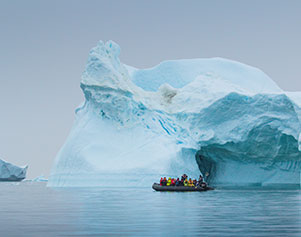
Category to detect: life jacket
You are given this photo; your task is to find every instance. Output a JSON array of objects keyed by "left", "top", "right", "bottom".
[
  {"left": 184, "top": 179, "right": 188, "bottom": 186},
  {"left": 167, "top": 178, "right": 171, "bottom": 186}
]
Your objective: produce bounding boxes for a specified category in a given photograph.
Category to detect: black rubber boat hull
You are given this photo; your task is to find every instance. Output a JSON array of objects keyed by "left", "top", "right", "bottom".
[{"left": 152, "top": 183, "right": 214, "bottom": 192}]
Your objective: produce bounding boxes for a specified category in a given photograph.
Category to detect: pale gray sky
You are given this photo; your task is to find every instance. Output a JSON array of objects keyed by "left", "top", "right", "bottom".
[{"left": 0, "top": 0, "right": 300, "bottom": 178}]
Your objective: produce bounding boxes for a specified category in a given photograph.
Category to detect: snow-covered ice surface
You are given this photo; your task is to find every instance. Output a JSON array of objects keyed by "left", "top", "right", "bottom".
[
  {"left": 0, "top": 159, "right": 28, "bottom": 181},
  {"left": 48, "top": 40, "right": 301, "bottom": 187}
]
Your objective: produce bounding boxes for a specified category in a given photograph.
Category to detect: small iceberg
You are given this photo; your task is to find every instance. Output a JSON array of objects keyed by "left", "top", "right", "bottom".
[
  {"left": 32, "top": 175, "right": 48, "bottom": 182},
  {"left": 0, "top": 158, "right": 28, "bottom": 181}
]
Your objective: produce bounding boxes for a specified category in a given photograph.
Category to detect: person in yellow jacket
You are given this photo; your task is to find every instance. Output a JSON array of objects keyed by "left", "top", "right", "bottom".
[
  {"left": 166, "top": 177, "right": 172, "bottom": 186},
  {"left": 188, "top": 178, "right": 194, "bottom": 187},
  {"left": 184, "top": 179, "right": 188, "bottom": 186}
]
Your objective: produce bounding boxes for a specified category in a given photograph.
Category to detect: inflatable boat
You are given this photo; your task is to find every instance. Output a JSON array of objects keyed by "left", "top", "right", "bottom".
[{"left": 152, "top": 183, "right": 214, "bottom": 192}]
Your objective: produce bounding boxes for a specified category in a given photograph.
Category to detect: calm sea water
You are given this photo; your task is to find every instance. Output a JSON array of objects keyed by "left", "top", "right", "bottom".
[{"left": 0, "top": 182, "right": 300, "bottom": 236}]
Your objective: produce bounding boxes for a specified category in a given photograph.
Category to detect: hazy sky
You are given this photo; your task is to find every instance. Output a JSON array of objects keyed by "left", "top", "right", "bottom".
[{"left": 0, "top": 0, "right": 300, "bottom": 178}]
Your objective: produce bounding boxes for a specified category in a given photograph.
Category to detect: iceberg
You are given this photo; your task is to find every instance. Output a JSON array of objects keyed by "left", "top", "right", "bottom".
[
  {"left": 48, "top": 40, "right": 301, "bottom": 187},
  {"left": 32, "top": 175, "right": 48, "bottom": 182},
  {"left": 0, "top": 159, "right": 28, "bottom": 181}
]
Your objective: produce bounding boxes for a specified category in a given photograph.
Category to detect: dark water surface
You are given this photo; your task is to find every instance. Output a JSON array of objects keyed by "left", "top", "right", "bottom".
[{"left": 0, "top": 182, "right": 300, "bottom": 236}]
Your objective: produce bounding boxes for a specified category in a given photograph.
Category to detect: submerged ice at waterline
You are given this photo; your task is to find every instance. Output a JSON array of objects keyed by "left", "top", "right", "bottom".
[{"left": 48, "top": 40, "right": 301, "bottom": 187}]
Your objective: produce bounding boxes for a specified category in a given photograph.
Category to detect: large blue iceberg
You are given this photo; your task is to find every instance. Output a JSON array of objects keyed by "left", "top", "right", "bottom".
[{"left": 48, "top": 40, "right": 301, "bottom": 187}]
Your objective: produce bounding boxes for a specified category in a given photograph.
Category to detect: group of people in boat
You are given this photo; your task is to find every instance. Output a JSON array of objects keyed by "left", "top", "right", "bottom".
[{"left": 159, "top": 174, "right": 207, "bottom": 188}]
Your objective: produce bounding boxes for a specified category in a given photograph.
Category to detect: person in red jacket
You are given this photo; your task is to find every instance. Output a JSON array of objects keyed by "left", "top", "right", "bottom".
[
  {"left": 171, "top": 178, "right": 175, "bottom": 186},
  {"left": 160, "top": 177, "right": 163, "bottom": 186}
]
